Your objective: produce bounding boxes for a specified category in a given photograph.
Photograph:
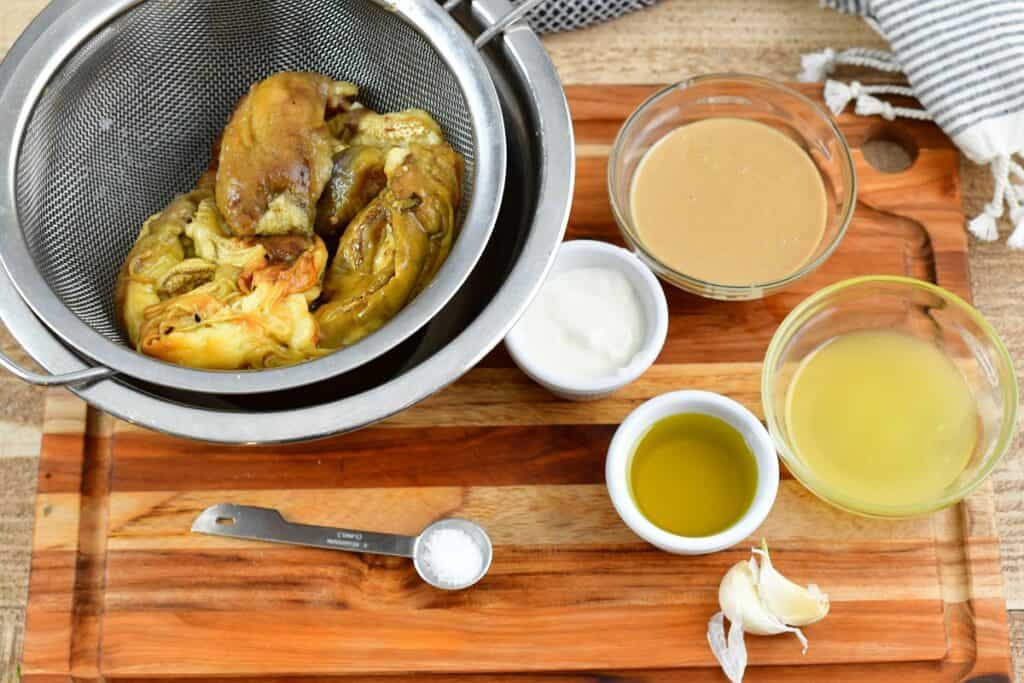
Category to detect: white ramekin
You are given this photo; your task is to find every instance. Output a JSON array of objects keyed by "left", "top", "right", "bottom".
[
  {"left": 606, "top": 390, "right": 779, "bottom": 554},
  {"left": 504, "top": 240, "right": 669, "bottom": 401}
]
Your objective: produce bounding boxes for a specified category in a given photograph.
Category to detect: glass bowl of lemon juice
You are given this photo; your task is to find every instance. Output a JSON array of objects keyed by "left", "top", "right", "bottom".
[{"left": 762, "top": 276, "right": 1017, "bottom": 518}]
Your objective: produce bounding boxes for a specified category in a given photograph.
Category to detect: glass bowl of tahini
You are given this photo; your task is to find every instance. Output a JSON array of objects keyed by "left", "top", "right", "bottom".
[
  {"left": 762, "top": 276, "right": 1018, "bottom": 518},
  {"left": 608, "top": 74, "right": 856, "bottom": 300}
]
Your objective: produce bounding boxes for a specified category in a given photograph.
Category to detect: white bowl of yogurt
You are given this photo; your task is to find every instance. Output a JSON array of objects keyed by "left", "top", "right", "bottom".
[{"left": 505, "top": 239, "right": 669, "bottom": 400}]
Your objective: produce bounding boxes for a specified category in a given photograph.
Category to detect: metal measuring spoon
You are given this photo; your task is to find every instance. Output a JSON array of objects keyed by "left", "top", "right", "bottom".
[{"left": 191, "top": 503, "right": 493, "bottom": 590}]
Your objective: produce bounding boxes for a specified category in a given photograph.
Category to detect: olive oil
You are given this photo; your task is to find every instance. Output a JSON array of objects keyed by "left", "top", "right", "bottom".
[
  {"left": 785, "top": 330, "right": 978, "bottom": 509},
  {"left": 629, "top": 413, "right": 759, "bottom": 537}
]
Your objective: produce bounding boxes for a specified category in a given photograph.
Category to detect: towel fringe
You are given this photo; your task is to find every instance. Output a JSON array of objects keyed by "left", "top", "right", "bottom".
[
  {"left": 1006, "top": 172, "right": 1024, "bottom": 249},
  {"left": 824, "top": 80, "right": 929, "bottom": 122},
  {"left": 854, "top": 92, "right": 930, "bottom": 121},
  {"left": 799, "top": 47, "right": 902, "bottom": 82},
  {"left": 970, "top": 155, "right": 1024, "bottom": 247},
  {"left": 969, "top": 213, "right": 1001, "bottom": 243}
]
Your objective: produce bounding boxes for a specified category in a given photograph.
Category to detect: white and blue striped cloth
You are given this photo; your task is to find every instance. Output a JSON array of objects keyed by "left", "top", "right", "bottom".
[
  {"left": 515, "top": 0, "right": 656, "bottom": 33},
  {"left": 800, "top": 0, "right": 1024, "bottom": 247}
]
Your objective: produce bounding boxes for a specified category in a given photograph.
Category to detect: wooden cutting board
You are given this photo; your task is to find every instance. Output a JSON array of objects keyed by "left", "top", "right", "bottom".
[{"left": 20, "top": 84, "right": 1011, "bottom": 681}]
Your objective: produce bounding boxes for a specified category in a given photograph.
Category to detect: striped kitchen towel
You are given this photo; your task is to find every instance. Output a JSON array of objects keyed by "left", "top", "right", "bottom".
[
  {"left": 800, "top": 0, "right": 1024, "bottom": 247},
  {"left": 514, "top": 0, "right": 657, "bottom": 33}
]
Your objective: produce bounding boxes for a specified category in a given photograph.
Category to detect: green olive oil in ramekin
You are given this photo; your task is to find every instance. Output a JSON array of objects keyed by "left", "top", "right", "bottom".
[{"left": 628, "top": 413, "right": 758, "bottom": 537}]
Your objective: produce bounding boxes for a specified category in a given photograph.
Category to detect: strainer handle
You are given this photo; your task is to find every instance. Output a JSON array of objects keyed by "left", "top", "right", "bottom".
[
  {"left": 0, "top": 349, "right": 115, "bottom": 386},
  {"left": 444, "top": 0, "right": 548, "bottom": 47}
]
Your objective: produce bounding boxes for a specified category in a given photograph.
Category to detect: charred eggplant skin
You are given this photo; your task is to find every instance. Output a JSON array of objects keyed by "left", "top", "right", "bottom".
[
  {"left": 116, "top": 182, "right": 328, "bottom": 370},
  {"left": 315, "top": 145, "right": 387, "bottom": 237},
  {"left": 216, "top": 73, "right": 357, "bottom": 237},
  {"left": 315, "top": 141, "right": 462, "bottom": 349}
]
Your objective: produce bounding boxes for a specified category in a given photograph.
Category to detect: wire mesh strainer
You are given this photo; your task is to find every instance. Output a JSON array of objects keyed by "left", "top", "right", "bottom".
[
  {"left": 0, "top": 0, "right": 526, "bottom": 394},
  {"left": 0, "top": 0, "right": 575, "bottom": 442}
]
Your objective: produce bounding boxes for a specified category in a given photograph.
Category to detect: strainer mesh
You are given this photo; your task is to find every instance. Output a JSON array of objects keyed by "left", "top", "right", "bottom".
[{"left": 16, "top": 0, "right": 476, "bottom": 344}]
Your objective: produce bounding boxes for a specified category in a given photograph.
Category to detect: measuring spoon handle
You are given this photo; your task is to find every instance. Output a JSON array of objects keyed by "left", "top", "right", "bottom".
[{"left": 191, "top": 503, "right": 416, "bottom": 558}]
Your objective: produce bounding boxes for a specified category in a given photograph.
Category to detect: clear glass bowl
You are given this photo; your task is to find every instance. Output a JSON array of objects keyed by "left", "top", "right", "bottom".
[
  {"left": 762, "top": 276, "right": 1018, "bottom": 518},
  {"left": 608, "top": 74, "right": 856, "bottom": 301}
]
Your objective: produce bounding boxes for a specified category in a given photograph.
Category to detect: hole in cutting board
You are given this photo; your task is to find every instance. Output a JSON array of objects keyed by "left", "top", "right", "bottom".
[
  {"left": 215, "top": 516, "right": 236, "bottom": 526},
  {"left": 863, "top": 124, "right": 918, "bottom": 173}
]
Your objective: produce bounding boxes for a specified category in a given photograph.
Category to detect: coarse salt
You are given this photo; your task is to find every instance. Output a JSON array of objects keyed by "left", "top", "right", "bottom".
[{"left": 421, "top": 527, "right": 484, "bottom": 587}]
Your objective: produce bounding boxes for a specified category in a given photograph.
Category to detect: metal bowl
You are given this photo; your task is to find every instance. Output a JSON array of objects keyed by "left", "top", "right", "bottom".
[
  {"left": 0, "top": 0, "right": 507, "bottom": 395},
  {"left": 0, "top": 0, "right": 574, "bottom": 443}
]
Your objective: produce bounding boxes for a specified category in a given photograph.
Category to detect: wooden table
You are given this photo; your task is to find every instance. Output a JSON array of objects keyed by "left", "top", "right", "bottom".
[{"left": 2, "top": 0, "right": 1023, "bottom": 677}]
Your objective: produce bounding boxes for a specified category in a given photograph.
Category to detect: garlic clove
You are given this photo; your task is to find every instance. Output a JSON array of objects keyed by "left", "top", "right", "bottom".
[
  {"left": 753, "top": 541, "right": 830, "bottom": 627},
  {"left": 717, "top": 559, "right": 809, "bottom": 649},
  {"left": 708, "top": 543, "right": 825, "bottom": 682}
]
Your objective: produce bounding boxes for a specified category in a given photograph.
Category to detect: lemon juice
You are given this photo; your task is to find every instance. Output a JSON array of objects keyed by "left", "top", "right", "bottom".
[{"left": 785, "top": 330, "right": 978, "bottom": 510}]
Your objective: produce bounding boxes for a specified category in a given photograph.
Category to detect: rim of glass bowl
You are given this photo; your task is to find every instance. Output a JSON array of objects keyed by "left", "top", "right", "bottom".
[
  {"left": 607, "top": 73, "right": 857, "bottom": 299},
  {"left": 761, "top": 275, "right": 1019, "bottom": 518}
]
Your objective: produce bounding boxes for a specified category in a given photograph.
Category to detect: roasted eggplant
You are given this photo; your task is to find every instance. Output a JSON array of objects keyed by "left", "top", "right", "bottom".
[
  {"left": 216, "top": 72, "right": 357, "bottom": 237},
  {"left": 115, "top": 72, "right": 464, "bottom": 371}
]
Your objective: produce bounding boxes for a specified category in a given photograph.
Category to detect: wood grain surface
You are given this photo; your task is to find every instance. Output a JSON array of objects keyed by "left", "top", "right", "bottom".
[
  {"left": 3, "top": 0, "right": 1024, "bottom": 680},
  {"left": 15, "top": 83, "right": 1012, "bottom": 680}
]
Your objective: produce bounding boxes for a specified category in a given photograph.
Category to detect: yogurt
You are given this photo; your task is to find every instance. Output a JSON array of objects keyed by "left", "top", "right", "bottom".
[{"left": 514, "top": 266, "right": 646, "bottom": 380}]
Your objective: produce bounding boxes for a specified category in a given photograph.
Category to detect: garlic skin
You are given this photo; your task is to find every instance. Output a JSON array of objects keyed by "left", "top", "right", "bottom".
[
  {"left": 707, "top": 542, "right": 829, "bottom": 683},
  {"left": 707, "top": 612, "right": 746, "bottom": 683}
]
